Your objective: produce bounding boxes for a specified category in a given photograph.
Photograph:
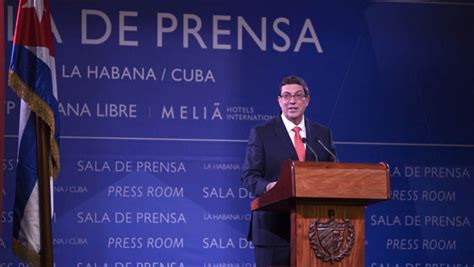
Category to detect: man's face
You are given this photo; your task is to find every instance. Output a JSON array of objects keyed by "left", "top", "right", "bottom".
[{"left": 278, "top": 84, "right": 310, "bottom": 125}]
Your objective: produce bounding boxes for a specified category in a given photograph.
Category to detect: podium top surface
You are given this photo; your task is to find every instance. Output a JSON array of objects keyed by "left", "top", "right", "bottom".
[{"left": 251, "top": 161, "right": 391, "bottom": 211}]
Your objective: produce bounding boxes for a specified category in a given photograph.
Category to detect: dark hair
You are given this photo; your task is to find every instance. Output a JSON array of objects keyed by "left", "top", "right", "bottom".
[{"left": 279, "top": 75, "right": 309, "bottom": 96}]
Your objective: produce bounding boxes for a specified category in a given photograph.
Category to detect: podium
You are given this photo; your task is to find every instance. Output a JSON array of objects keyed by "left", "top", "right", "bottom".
[{"left": 251, "top": 161, "right": 390, "bottom": 267}]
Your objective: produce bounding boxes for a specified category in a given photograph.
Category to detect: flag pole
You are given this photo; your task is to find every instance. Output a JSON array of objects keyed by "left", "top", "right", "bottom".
[{"left": 35, "top": 116, "right": 54, "bottom": 267}]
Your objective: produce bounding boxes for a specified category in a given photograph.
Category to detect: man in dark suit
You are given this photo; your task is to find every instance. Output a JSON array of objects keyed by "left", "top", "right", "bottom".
[{"left": 241, "top": 75, "right": 337, "bottom": 267}]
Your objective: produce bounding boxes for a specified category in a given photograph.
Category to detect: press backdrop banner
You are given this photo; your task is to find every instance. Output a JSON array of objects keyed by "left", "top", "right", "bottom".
[
  {"left": 2, "top": 1, "right": 474, "bottom": 266},
  {"left": 1, "top": 0, "right": 5, "bottom": 235}
]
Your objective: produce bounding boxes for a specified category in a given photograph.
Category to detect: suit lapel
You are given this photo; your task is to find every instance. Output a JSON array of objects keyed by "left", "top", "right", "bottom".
[
  {"left": 273, "top": 116, "right": 298, "bottom": 161},
  {"left": 305, "top": 119, "right": 321, "bottom": 162}
]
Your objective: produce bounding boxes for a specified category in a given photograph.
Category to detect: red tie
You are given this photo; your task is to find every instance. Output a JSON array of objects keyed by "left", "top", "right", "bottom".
[{"left": 292, "top": 127, "right": 306, "bottom": 161}]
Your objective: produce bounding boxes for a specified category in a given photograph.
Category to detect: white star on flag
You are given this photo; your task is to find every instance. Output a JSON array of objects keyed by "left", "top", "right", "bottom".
[{"left": 22, "top": 0, "right": 45, "bottom": 22}]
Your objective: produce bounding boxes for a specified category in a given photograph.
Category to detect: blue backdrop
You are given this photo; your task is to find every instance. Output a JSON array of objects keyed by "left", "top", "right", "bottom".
[{"left": 2, "top": 0, "right": 474, "bottom": 266}]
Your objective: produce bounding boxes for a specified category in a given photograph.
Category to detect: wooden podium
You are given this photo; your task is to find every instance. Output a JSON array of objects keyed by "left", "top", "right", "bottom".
[{"left": 251, "top": 161, "right": 390, "bottom": 267}]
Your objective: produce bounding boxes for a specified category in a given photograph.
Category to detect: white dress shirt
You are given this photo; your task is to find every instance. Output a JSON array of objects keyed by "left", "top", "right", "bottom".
[{"left": 280, "top": 113, "right": 306, "bottom": 148}]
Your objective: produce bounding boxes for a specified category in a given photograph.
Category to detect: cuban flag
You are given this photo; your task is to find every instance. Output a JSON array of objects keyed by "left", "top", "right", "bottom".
[{"left": 8, "top": 0, "right": 60, "bottom": 265}]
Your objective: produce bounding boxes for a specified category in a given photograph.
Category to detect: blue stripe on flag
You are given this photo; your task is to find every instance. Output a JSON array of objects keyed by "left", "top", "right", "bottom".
[
  {"left": 13, "top": 115, "right": 38, "bottom": 239},
  {"left": 10, "top": 45, "right": 60, "bottom": 143}
]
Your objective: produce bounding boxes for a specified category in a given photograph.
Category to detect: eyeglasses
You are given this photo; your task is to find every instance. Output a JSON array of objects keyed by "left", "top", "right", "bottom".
[{"left": 279, "top": 92, "right": 307, "bottom": 101}]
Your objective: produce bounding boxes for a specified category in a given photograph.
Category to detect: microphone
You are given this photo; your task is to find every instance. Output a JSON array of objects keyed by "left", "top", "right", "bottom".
[
  {"left": 301, "top": 138, "right": 319, "bottom": 162},
  {"left": 317, "top": 139, "right": 338, "bottom": 162}
]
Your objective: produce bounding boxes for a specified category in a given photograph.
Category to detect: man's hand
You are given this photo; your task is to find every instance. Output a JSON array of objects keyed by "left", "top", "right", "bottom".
[{"left": 265, "top": 182, "right": 277, "bottom": 192}]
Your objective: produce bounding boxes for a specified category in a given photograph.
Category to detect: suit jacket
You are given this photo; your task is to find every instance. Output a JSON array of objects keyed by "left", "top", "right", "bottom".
[{"left": 241, "top": 115, "right": 336, "bottom": 246}]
